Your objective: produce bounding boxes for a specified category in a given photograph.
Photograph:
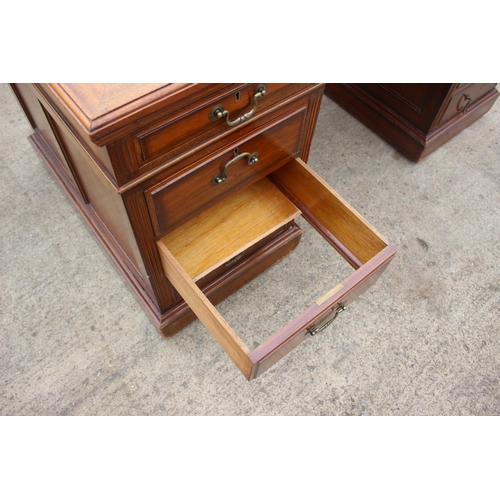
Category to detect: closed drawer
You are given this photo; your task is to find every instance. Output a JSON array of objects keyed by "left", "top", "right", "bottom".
[
  {"left": 132, "top": 83, "right": 312, "bottom": 169},
  {"left": 157, "top": 158, "right": 396, "bottom": 380},
  {"left": 438, "top": 83, "right": 498, "bottom": 125},
  {"left": 145, "top": 105, "right": 307, "bottom": 236}
]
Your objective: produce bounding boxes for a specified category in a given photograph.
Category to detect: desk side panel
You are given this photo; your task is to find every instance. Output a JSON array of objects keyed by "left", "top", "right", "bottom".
[{"left": 12, "top": 84, "right": 155, "bottom": 305}]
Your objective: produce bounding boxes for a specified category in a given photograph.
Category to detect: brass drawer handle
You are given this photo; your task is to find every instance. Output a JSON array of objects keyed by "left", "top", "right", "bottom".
[
  {"left": 209, "top": 84, "right": 267, "bottom": 126},
  {"left": 458, "top": 93, "right": 472, "bottom": 114},
  {"left": 309, "top": 305, "right": 346, "bottom": 336},
  {"left": 211, "top": 150, "right": 259, "bottom": 185}
]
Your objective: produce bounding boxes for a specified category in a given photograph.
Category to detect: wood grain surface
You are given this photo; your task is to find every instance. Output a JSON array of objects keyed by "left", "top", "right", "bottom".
[{"left": 159, "top": 178, "right": 300, "bottom": 280}]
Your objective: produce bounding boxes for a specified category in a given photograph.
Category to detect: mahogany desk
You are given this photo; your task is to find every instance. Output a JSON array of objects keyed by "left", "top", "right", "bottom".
[{"left": 12, "top": 83, "right": 396, "bottom": 379}]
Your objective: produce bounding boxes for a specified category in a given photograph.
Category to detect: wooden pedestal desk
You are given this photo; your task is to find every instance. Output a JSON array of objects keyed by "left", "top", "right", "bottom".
[
  {"left": 325, "top": 83, "right": 499, "bottom": 162},
  {"left": 11, "top": 83, "right": 396, "bottom": 380}
]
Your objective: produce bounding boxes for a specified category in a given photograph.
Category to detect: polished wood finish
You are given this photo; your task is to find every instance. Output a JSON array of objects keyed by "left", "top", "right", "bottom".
[
  {"left": 12, "top": 83, "right": 325, "bottom": 340},
  {"left": 39, "top": 83, "right": 319, "bottom": 186},
  {"left": 145, "top": 106, "right": 307, "bottom": 235},
  {"left": 27, "top": 131, "right": 160, "bottom": 322},
  {"left": 12, "top": 82, "right": 395, "bottom": 379},
  {"left": 325, "top": 83, "right": 499, "bottom": 162},
  {"left": 157, "top": 158, "right": 396, "bottom": 379},
  {"left": 134, "top": 84, "right": 297, "bottom": 165},
  {"left": 44, "top": 83, "right": 224, "bottom": 145}
]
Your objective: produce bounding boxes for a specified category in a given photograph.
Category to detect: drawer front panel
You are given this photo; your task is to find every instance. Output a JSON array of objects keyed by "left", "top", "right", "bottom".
[
  {"left": 133, "top": 84, "right": 309, "bottom": 169},
  {"left": 438, "top": 83, "right": 497, "bottom": 125},
  {"left": 146, "top": 106, "right": 307, "bottom": 236}
]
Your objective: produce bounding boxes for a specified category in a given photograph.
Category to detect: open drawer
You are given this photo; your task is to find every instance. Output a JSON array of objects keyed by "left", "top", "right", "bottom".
[{"left": 157, "top": 158, "right": 396, "bottom": 380}]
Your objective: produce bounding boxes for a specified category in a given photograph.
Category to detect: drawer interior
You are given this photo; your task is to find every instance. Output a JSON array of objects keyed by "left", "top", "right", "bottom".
[
  {"left": 158, "top": 178, "right": 300, "bottom": 281},
  {"left": 157, "top": 158, "right": 396, "bottom": 380}
]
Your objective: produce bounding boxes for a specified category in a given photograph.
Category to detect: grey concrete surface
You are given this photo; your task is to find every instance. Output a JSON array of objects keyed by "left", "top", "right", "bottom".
[{"left": 1, "top": 83, "right": 499, "bottom": 415}]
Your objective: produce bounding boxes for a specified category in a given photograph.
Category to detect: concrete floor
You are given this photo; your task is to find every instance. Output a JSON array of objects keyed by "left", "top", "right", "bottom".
[{"left": 1, "top": 83, "right": 499, "bottom": 416}]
